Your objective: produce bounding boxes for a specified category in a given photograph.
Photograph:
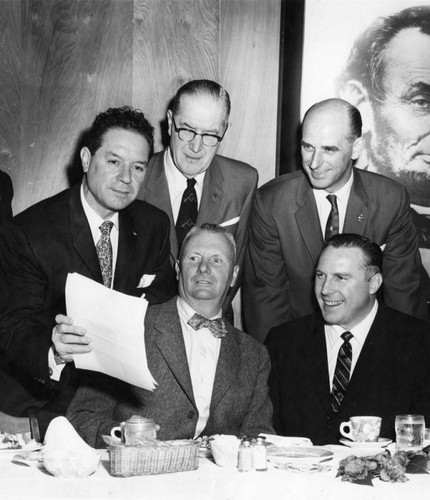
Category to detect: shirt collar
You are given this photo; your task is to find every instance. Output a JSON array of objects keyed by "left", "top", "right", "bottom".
[
  {"left": 177, "top": 296, "right": 222, "bottom": 322},
  {"left": 164, "top": 148, "right": 206, "bottom": 188},
  {"left": 312, "top": 169, "right": 354, "bottom": 206},
  {"left": 326, "top": 299, "right": 379, "bottom": 347},
  {"left": 80, "top": 183, "right": 119, "bottom": 230}
]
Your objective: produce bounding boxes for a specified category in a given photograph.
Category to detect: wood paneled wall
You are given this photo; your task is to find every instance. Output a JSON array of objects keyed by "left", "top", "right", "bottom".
[{"left": 0, "top": 0, "right": 281, "bottom": 215}]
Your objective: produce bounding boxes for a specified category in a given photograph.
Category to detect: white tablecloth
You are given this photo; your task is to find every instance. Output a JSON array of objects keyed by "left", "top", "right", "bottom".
[{"left": 1, "top": 444, "right": 429, "bottom": 500}]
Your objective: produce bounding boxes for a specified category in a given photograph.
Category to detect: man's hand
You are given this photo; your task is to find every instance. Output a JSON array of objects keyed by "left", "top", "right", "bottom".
[{"left": 51, "top": 314, "right": 92, "bottom": 363}]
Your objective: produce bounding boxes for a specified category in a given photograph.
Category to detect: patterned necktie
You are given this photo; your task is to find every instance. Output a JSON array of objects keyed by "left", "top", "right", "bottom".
[
  {"left": 188, "top": 313, "right": 227, "bottom": 339},
  {"left": 325, "top": 194, "right": 339, "bottom": 242},
  {"left": 331, "top": 331, "right": 353, "bottom": 413},
  {"left": 176, "top": 178, "right": 198, "bottom": 250},
  {"left": 96, "top": 220, "right": 114, "bottom": 288}
]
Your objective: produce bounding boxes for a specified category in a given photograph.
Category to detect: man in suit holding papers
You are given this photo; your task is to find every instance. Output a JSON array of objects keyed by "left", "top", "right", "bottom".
[
  {"left": 67, "top": 224, "right": 274, "bottom": 447},
  {"left": 139, "top": 80, "right": 258, "bottom": 312},
  {"left": 0, "top": 107, "right": 175, "bottom": 437}
]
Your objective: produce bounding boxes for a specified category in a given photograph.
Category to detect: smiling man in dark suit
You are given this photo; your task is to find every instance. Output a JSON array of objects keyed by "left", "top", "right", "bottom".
[
  {"left": 0, "top": 107, "right": 175, "bottom": 437},
  {"left": 244, "top": 98, "right": 427, "bottom": 342},
  {"left": 139, "top": 80, "right": 258, "bottom": 313},
  {"left": 67, "top": 224, "right": 273, "bottom": 447},
  {"left": 266, "top": 234, "right": 430, "bottom": 445}
]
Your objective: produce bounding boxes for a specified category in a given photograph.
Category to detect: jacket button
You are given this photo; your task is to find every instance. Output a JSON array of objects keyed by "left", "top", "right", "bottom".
[{"left": 187, "top": 411, "right": 195, "bottom": 419}]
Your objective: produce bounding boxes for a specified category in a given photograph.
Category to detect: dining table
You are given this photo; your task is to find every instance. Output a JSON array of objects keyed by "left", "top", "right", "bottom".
[{"left": 1, "top": 440, "right": 429, "bottom": 500}]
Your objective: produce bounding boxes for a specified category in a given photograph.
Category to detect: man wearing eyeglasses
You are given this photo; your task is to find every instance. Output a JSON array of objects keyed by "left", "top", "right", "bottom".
[{"left": 139, "top": 80, "right": 258, "bottom": 315}]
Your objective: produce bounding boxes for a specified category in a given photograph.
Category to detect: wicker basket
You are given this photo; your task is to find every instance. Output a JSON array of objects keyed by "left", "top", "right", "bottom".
[{"left": 108, "top": 440, "right": 199, "bottom": 477}]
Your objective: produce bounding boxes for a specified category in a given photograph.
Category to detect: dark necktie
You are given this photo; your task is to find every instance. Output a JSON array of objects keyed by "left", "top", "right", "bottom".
[
  {"left": 331, "top": 331, "right": 353, "bottom": 413},
  {"left": 176, "top": 178, "right": 198, "bottom": 250},
  {"left": 325, "top": 194, "right": 339, "bottom": 242},
  {"left": 188, "top": 313, "right": 228, "bottom": 339},
  {"left": 96, "top": 220, "right": 114, "bottom": 288}
]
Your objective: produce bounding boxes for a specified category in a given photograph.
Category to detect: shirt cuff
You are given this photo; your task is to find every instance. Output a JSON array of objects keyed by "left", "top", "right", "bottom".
[{"left": 48, "top": 347, "right": 66, "bottom": 381}]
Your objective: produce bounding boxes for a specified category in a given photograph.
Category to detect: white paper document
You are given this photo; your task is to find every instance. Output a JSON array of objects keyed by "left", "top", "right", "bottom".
[{"left": 65, "top": 272, "right": 157, "bottom": 391}]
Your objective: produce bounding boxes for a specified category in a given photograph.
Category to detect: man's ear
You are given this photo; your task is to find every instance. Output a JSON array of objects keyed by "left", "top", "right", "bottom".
[
  {"left": 369, "top": 272, "right": 383, "bottom": 295},
  {"left": 339, "top": 79, "right": 375, "bottom": 135},
  {"left": 167, "top": 110, "right": 173, "bottom": 138},
  {"left": 175, "top": 260, "right": 180, "bottom": 281},
  {"left": 80, "top": 147, "right": 91, "bottom": 173},
  {"left": 351, "top": 137, "right": 364, "bottom": 161}
]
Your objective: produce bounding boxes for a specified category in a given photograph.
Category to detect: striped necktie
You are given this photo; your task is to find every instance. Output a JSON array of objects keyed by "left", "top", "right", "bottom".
[{"left": 331, "top": 331, "right": 353, "bottom": 412}]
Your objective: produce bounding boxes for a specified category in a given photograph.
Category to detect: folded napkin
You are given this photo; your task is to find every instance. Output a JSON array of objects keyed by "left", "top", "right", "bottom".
[{"left": 260, "top": 434, "right": 313, "bottom": 448}]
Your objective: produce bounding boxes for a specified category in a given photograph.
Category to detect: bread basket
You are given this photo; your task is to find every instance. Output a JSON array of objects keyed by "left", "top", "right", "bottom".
[{"left": 108, "top": 439, "right": 199, "bottom": 476}]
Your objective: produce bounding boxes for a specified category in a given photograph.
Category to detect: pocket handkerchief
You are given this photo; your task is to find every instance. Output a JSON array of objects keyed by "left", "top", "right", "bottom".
[
  {"left": 380, "top": 244, "right": 386, "bottom": 252},
  {"left": 219, "top": 216, "right": 240, "bottom": 228},
  {"left": 137, "top": 274, "right": 156, "bottom": 288}
]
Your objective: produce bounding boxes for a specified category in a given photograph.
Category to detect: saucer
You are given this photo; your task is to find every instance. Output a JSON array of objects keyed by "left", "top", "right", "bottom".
[{"left": 340, "top": 437, "right": 392, "bottom": 449}]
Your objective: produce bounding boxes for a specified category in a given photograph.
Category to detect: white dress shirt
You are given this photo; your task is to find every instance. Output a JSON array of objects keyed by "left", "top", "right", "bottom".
[
  {"left": 313, "top": 170, "right": 354, "bottom": 237},
  {"left": 177, "top": 296, "right": 222, "bottom": 438},
  {"left": 325, "top": 300, "right": 379, "bottom": 391},
  {"left": 49, "top": 184, "right": 120, "bottom": 381},
  {"left": 164, "top": 149, "right": 206, "bottom": 223}
]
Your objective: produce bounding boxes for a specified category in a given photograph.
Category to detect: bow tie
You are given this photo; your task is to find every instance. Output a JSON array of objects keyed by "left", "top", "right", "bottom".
[{"left": 187, "top": 313, "right": 227, "bottom": 338}]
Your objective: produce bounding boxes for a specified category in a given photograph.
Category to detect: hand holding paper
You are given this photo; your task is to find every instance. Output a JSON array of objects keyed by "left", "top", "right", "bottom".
[{"left": 65, "top": 273, "right": 157, "bottom": 391}]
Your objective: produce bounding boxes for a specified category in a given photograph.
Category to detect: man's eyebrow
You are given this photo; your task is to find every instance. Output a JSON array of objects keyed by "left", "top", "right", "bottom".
[{"left": 181, "top": 121, "right": 220, "bottom": 134}]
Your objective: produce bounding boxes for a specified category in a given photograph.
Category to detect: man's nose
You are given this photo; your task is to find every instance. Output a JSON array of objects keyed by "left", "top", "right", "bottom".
[
  {"left": 189, "top": 134, "right": 203, "bottom": 153},
  {"left": 117, "top": 164, "right": 132, "bottom": 183},
  {"left": 310, "top": 150, "right": 322, "bottom": 170},
  {"left": 197, "top": 258, "right": 211, "bottom": 274},
  {"left": 320, "top": 277, "right": 333, "bottom": 295}
]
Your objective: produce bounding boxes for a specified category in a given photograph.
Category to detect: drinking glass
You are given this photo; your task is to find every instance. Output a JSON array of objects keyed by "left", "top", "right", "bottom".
[{"left": 395, "top": 414, "right": 425, "bottom": 452}]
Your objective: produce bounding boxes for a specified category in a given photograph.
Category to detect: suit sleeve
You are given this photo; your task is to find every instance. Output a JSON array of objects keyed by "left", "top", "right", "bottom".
[
  {"left": 381, "top": 186, "right": 427, "bottom": 320},
  {"left": 67, "top": 372, "right": 124, "bottom": 448},
  {"left": 243, "top": 191, "right": 290, "bottom": 342},
  {"left": 0, "top": 222, "right": 56, "bottom": 385},
  {"left": 239, "top": 343, "right": 274, "bottom": 436}
]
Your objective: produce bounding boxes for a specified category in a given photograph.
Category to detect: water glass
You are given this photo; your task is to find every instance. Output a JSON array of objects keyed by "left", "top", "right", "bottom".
[{"left": 395, "top": 414, "right": 425, "bottom": 452}]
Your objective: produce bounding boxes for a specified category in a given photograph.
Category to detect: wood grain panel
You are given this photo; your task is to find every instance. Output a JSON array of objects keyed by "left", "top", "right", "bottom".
[
  {"left": 0, "top": 0, "right": 21, "bottom": 209},
  {"left": 17, "top": 0, "right": 134, "bottom": 214},
  {"left": 220, "top": 0, "right": 281, "bottom": 186},
  {"left": 132, "top": 0, "right": 219, "bottom": 152}
]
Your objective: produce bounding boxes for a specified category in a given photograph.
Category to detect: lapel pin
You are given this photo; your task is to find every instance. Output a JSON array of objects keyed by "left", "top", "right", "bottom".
[
  {"left": 133, "top": 231, "right": 137, "bottom": 236},
  {"left": 358, "top": 214, "right": 364, "bottom": 222}
]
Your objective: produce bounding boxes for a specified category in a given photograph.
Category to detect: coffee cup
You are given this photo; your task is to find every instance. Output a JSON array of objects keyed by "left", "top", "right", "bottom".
[
  {"left": 110, "top": 415, "right": 157, "bottom": 445},
  {"left": 340, "top": 416, "right": 382, "bottom": 442}
]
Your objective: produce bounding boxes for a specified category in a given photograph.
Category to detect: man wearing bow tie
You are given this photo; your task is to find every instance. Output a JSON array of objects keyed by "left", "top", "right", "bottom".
[
  {"left": 0, "top": 107, "right": 176, "bottom": 438},
  {"left": 67, "top": 223, "right": 274, "bottom": 447},
  {"left": 244, "top": 98, "right": 427, "bottom": 342}
]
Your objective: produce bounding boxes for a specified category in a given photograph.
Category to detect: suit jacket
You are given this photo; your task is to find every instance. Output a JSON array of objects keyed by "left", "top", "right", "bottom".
[
  {"left": 67, "top": 297, "right": 274, "bottom": 448},
  {"left": 0, "top": 184, "right": 176, "bottom": 428},
  {"left": 265, "top": 306, "right": 430, "bottom": 445},
  {"left": 139, "top": 151, "right": 258, "bottom": 309},
  {"left": 244, "top": 168, "right": 427, "bottom": 342},
  {"left": 0, "top": 170, "right": 13, "bottom": 227}
]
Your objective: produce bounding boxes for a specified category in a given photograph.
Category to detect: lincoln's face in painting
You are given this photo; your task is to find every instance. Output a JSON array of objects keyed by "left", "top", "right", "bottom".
[{"left": 338, "top": 6, "right": 430, "bottom": 207}]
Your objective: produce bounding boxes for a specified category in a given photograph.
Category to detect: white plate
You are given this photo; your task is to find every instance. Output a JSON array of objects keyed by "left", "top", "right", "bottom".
[
  {"left": 267, "top": 446, "right": 333, "bottom": 463},
  {"left": 339, "top": 438, "right": 392, "bottom": 449}
]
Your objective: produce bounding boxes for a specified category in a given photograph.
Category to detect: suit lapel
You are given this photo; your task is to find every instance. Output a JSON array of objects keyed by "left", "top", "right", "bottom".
[
  {"left": 341, "top": 308, "right": 386, "bottom": 406},
  {"left": 152, "top": 299, "right": 196, "bottom": 406},
  {"left": 344, "top": 169, "right": 369, "bottom": 235},
  {"left": 142, "top": 152, "right": 178, "bottom": 259},
  {"left": 209, "top": 324, "right": 240, "bottom": 412},
  {"left": 295, "top": 175, "right": 325, "bottom": 264},
  {"left": 113, "top": 209, "right": 138, "bottom": 292},
  {"left": 69, "top": 185, "right": 102, "bottom": 282},
  {"left": 309, "top": 321, "right": 333, "bottom": 416},
  {"left": 197, "top": 157, "right": 223, "bottom": 226}
]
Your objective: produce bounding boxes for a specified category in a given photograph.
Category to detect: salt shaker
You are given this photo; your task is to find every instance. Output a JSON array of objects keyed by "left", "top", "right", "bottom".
[
  {"left": 252, "top": 436, "right": 267, "bottom": 471},
  {"left": 237, "top": 438, "right": 253, "bottom": 472}
]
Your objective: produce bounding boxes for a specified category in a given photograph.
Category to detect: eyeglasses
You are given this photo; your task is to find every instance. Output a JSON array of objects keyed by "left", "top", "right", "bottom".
[{"left": 171, "top": 116, "right": 227, "bottom": 147}]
